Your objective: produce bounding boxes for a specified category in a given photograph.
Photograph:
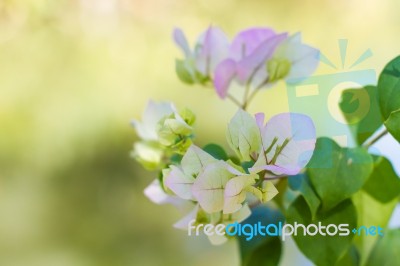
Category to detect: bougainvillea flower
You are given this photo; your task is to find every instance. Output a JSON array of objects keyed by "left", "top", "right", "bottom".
[
  {"left": 131, "top": 100, "right": 175, "bottom": 141},
  {"left": 166, "top": 144, "right": 278, "bottom": 216},
  {"left": 173, "top": 26, "right": 229, "bottom": 83},
  {"left": 226, "top": 108, "right": 262, "bottom": 161},
  {"left": 214, "top": 28, "right": 288, "bottom": 98},
  {"left": 131, "top": 101, "right": 196, "bottom": 169},
  {"left": 164, "top": 145, "right": 217, "bottom": 200},
  {"left": 267, "top": 32, "right": 319, "bottom": 83},
  {"left": 191, "top": 161, "right": 242, "bottom": 213},
  {"left": 130, "top": 101, "right": 174, "bottom": 170},
  {"left": 156, "top": 107, "right": 196, "bottom": 153},
  {"left": 191, "top": 160, "right": 269, "bottom": 214},
  {"left": 250, "top": 112, "right": 317, "bottom": 177}
]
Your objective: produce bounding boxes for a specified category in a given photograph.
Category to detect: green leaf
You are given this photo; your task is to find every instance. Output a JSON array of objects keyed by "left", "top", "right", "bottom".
[
  {"left": 335, "top": 245, "right": 360, "bottom": 266},
  {"left": 378, "top": 56, "right": 400, "bottom": 142},
  {"left": 203, "top": 143, "right": 229, "bottom": 160},
  {"left": 241, "top": 161, "right": 255, "bottom": 174},
  {"left": 308, "top": 137, "right": 373, "bottom": 211},
  {"left": 227, "top": 109, "right": 262, "bottom": 161},
  {"left": 272, "top": 179, "right": 288, "bottom": 210},
  {"left": 238, "top": 205, "right": 284, "bottom": 266},
  {"left": 352, "top": 191, "right": 397, "bottom": 265},
  {"left": 288, "top": 173, "right": 321, "bottom": 220},
  {"left": 384, "top": 109, "right": 400, "bottom": 142},
  {"left": 243, "top": 237, "right": 282, "bottom": 266},
  {"left": 339, "top": 86, "right": 383, "bottom": 145},
  {"left": 170, "top": 153, "right": 183, "bottom": 165},
  {"left": 175, "top": 59, "right": 194, "bottom": 84},
  {"left": 363, "top": 156, "right": 400, "bottom": 203},
  {"left": 287, "top": 196, "right": 357, "bottom": 266},
  {"left": 366, "top": 229, "right": 400, "bottom": 266},
  {"left": 378, "top": 56, "right": 400, "bottom": 119}
]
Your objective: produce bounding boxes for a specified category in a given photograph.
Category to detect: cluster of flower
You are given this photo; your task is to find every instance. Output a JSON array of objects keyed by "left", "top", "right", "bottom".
[
  {"left": 174, "top": 26, "right": 319, "bottom": 102},
  {"left": 131, "top": 101, "right": 195, "bottom": 170},
  {"left": 131, "top": 26, "right": 319, "bottom": 244}
]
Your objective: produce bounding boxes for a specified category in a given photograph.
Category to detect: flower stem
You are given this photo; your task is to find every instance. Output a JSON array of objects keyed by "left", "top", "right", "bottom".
[
  {"left": 363, "top": 129, "right": 389, "bottom": 148},
  {"left": 242, "top": 83, "right": 251, "bottom": 109},
  {"left": 242, "top": 78, "right": 270, "bottom": 110},
  {"left": 227, "top": 93, "right": 242, "bottom": 108}
]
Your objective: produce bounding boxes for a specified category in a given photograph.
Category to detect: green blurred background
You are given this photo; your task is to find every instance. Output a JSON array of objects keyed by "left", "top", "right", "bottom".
[{"left": 1, "top": 0, "right": 400, "bottom": 265}]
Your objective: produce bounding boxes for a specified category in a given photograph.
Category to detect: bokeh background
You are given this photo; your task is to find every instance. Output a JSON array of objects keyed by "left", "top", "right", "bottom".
[{"left": 1, "top": 0, "right": 400, "bottom": 265}]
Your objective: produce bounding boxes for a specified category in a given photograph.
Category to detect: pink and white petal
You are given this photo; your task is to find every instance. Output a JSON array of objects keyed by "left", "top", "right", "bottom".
[
  {"left": 173, "top": 204, "right": 199, "bottom": 230},
  {"left": 249, "top": 65, "right": 269, "bottom": 89},
  {"left": 181, "top": 145, "right": 218, "bottom": 177},
  {"left": 286, "top": 45, "right": 319, "bottom": 82},
  {"left": 173, "top": 28, "right": 191, "bottom": 57},
  {"left": 207, "top": 27, "right": 230, "bottom": 72},
  {"left": 224, "top": 204, "right": 252, "bottom": 223},
  {"left": 164, "top": 165, "right": 195, "bottom": 200},
  {"left": 256, "top": 164, "right": 301, "bottom": 176},
  {"left": 248, "top": 148, "right": 268, "bottom": 174},
  {"left": 254, "top": 113, "right": 265, "bottom": 132},
  {"left": 229, "top": 28, "right": 276, "bottom": 61},
  {"left": 213, "top": 59, "right": 237, "bottom": 98},
  {"left": 236, "top": 33, "right": 288, "bottom": 83},
  {"left": 263, "top": 113, "right": 316, "bottom": 171},
  {"left": 223, "top": 175, "right": 256, "bottom": 214},
  {"left": 274, "top": 33, "right": 319, "bottom": 82},
  {"left": 144, "top": 179, "right": 187, "bottom": 207},
  {"left": 196, "top": 26, "right": 230, "bottom": 75},
  {"left": 130, "top": 119, "right": 148, "bottom": 140},
  {"left": 138, "top": 100, "right": 175, "bottom": 140},
  {"left": 191, "top": 162, "right": 233, "bottom": 213}
]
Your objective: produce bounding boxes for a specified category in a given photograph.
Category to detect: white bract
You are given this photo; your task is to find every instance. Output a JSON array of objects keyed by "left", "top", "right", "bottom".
[
  {"left": 174, "top": 26, "right": 229, "bottom": 83},
  {"left": 250, "top": 112, "right": 317, "bottom": 177},
  {"left": 164, "top": 145, "right": 217, "bottom": 200},
  {"left": 131, "top": 101, "right": 175, "bottom": 141},
  {"left": 226, "top": 109, "right": 262, "bottom": 161},
  {"left": 131, "top": 101, "right": 196, "bottom": 170}
]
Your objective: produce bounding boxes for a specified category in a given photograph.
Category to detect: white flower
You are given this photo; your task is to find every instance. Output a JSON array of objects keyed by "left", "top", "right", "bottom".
[{"left": 131, "top": 100, "right": 175, "bottom": 141}]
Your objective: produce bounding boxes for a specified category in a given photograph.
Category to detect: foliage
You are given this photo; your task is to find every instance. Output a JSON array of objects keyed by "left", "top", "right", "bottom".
[{"left": 131, "top": 26, "right": 400, "bottom": 265}]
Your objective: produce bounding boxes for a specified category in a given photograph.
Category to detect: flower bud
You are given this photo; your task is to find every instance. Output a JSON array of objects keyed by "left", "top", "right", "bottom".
[
  {"left": 156, "top": 108, "right": 196, "bottom": 153},
  {"left": 266, "top": 58, "right": 291, "bottom": 82}
]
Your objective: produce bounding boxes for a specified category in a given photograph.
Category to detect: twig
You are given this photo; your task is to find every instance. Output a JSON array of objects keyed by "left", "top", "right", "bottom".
[{"left": 363, "top": 129, "right": 389, "bottom": 148}]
